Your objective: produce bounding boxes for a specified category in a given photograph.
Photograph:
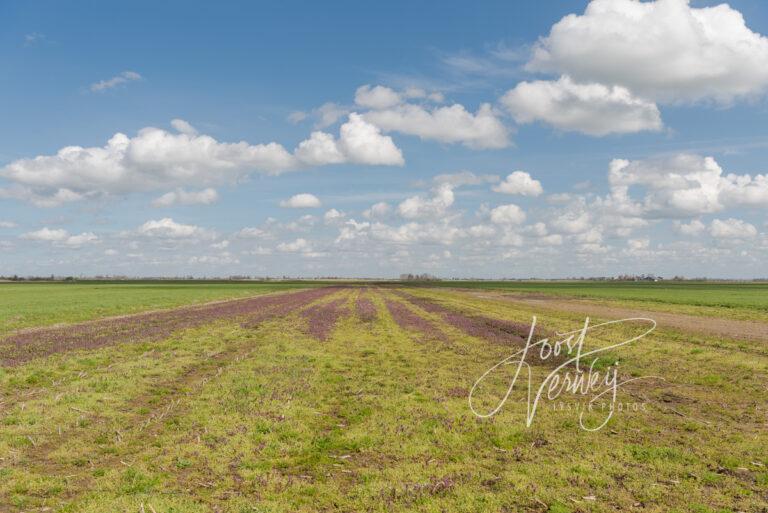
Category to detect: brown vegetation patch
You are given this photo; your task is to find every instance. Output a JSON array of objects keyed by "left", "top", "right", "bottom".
[
  {"left": 396, "top": 292, "right": 539, "bottom": 346},
  {"left": 393, "top": 292, "right": 570, "bottom": 367},
  {"left": 356, "top": 293, "right": 377, "bottom": 322},
  {"left": 385, "top": 300, "right": 446, "bottom": 341},
  {"left": 301, "top": 297, "right": 349, "bottom": 341},
  {"left": 238, "top": 288, "right": 337, "bottom": 329}
]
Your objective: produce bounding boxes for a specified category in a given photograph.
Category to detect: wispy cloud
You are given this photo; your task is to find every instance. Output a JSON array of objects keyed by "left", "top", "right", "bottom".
[
  {"left": 23, "top": 32, "right": 45, "bottom": 47},
  {"left": 440, "top": 41, "right": 529, "bottom": 80},
  {"left": 374, "top": 42, "right": 529, "bottom": 95},
  {"left": 90, "top": 71, "right": 142, "bottom": 92}
]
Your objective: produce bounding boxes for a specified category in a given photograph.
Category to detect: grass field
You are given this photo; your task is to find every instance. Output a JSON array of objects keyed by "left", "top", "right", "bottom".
[
  {"left": 411, "top": 280, "right": 768, "bottom": 309},
  {"left": 0, "top": 283, "right": 766, "bottom": 512},
  {"left": 409, "top": 281, "right": 768, "bottom": 322},
  {"left": 0, "top": 282, "right": 325, "bottom": 336}
]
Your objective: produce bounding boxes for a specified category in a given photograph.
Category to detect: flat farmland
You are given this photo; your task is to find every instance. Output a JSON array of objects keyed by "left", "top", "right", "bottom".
[
  {"left": 0, "top": 282, "right": 328, "bottom": 336},
  {"left": 0, "top": 283, "right": 766, "bottom": 512},
  {"left": 411, "top": 281, "right": 768, "bottom": 322}
]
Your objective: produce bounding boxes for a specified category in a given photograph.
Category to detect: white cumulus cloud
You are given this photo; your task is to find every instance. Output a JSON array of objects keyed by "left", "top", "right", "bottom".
[
  {"left": 335, "top": 113, "right": 405, "bottom": 166},
  {"left": 1, "top": 116, "right": 403, "bottom": 207},
  {"left": 398, "top": 183, "right": 455, "bottom": 219},
  {"left": 280, "top": 193, "right": 321, "bottom": 208},
  {"left": 277, "top": 238, "right": 311, "bottom": 253},
  {"left": 492, "top": 171, "right": 544, "bottom": 196},
  {"left": 501, "top": 76, "right": 662, "bottom": 135},
  {"left": 170, "top": 119, "right": 198, "bottom": 136},
  {"left": 323, "top": 208, "right": 346, "bottom": 224},
  {"left": 295, "top": 113, "right": 404, "bottom": 166},
  {"left": 152, "top": 188, "right": 218, "bottom": 207},
  {"left": 355, "top": 85, "right": 402, "bottom": 109},
  {"left": 627, "top": 238, "right": 650, "bottom": 251},
  {"left": 63, "top": 232, "right": 99, "bottom": 247},
  {"left": 709, "top": 218, "right": 757, "bottom": 239},
  {"left": 490, "top": 204, "right": 526, "bottom": 225},
  {"left": 550, "top": 211, "right": 591, "bottom": 234},
  {"left": 607, "top": 154, "right": 768, "bottom": 218},
  {"left": 362, "top": 202, "right": 392, "bottom": 219},
  {"left": 21, "top": 227, "right": 68, "bottom": 242},
  {"left": 364, "top": 103, "right": 510, "bottom": 149},
  {"left": 527, "top": 0, "right": 768, "bottom": 104},
  {"left": 236, "top": 227, "right": 267, "bottom": 238},
  {"left": 21, "top": 227, "right": 98, "bottom": 247},
  {"left": 136, "top": 218, "right": 208, "bottom": 239},
  {"left": 674, "top": 219, "right": 706, "bottom": 236}
]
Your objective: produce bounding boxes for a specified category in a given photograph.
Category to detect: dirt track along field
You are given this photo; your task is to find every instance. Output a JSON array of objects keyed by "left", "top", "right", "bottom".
[{"left": 470, "top": 291, "right": 768, "bottom": 342}]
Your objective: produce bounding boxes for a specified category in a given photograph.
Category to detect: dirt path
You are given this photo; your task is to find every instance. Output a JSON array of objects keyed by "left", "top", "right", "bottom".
[{"left": 472, "top": 292, "right": 768, "bottom": 342}]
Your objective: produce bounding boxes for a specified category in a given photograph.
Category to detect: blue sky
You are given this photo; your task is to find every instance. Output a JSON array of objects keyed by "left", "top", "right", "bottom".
[{"left": 2, "top": 0, "right": 768, "bottom": 278}]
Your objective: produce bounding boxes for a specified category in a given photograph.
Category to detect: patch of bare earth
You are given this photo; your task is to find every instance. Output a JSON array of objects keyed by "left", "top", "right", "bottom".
[{"left": 473, "top": 292, "right": 768, "bottom": 342}]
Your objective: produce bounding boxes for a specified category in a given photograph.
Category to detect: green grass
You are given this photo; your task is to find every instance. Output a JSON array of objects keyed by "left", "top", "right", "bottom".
[
  {"left": 0, "top": 281, "right": 320, "bottom": 335},
  {"left": 0, "top": 285, "right": 765, "bottom": 511},
  {"left": 4, "top": 280, "right": 767, "bottom": 336},
  {"left": 407, "top": 280, "right": 768, "bottom": 309},
  {"left": 404, "top": 280, "right": 768, "bottom": 320}
]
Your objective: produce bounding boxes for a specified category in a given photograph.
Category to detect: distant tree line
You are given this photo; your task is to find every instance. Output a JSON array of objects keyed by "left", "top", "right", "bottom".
[
  {"left": 399, "top": 273, "right": 439, "bottom": 281},
  {"left": 1, "top": 274, "right": 767, "bottom": 283},
  {"left": 0, "top": 274, "right": 72, "bottom": 282}
]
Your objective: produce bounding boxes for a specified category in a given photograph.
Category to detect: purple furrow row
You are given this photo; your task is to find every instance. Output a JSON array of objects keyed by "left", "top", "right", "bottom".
[
  {"left": 239, "top": 287, "right": 336, "bottom": 329},
  {"left": 395, "top": 292, "right": 537, "bottom": 346},
  {"left": 385, "top": 300, "right": 445, "bottom": 340},
  {"left": 301, "top": 297, "right": 348, "bottom": 341},
  {"left": 356, "top": 294, "right": 377, "bottom": 322}
]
